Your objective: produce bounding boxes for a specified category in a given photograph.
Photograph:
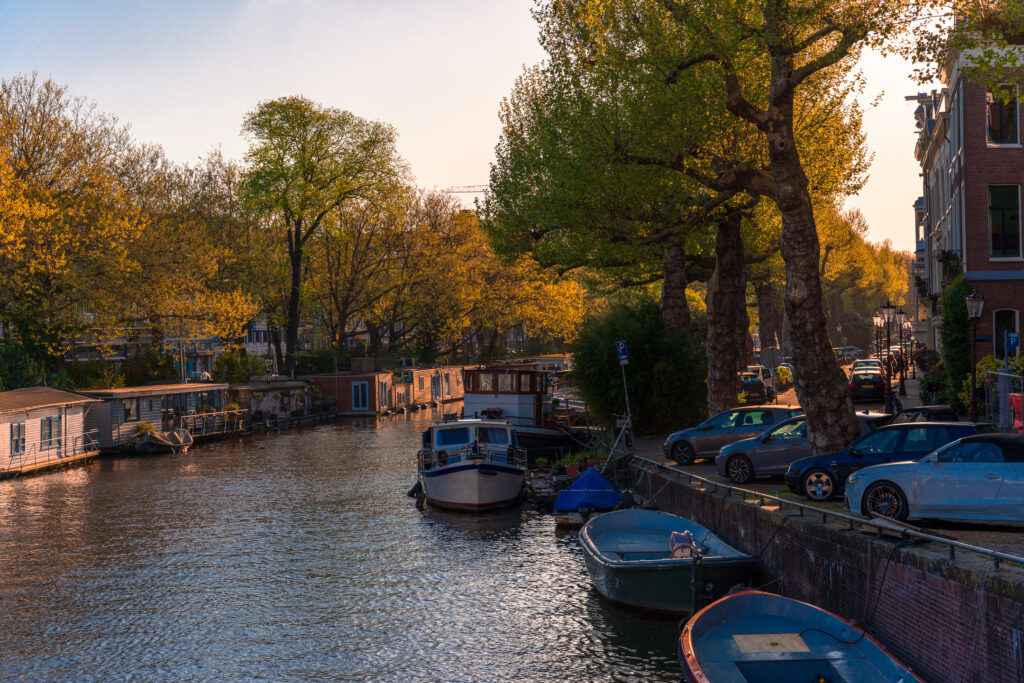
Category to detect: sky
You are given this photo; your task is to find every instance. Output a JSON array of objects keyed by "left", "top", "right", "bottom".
[{"left": 0, "top": 0, "right": 929, "bottom": 251}]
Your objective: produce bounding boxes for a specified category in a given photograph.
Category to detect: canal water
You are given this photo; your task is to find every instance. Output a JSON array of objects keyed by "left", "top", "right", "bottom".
[{"left": 0, "top": 412, "right": 681, "bottom": 682}]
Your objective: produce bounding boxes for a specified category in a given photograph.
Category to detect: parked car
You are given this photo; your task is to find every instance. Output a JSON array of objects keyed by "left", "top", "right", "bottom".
[
  {"left": 715, "top": 411, "right": 889, "bottom": 484},
  {"left": 849, "top": 369, "right": 887, "bottom": 402},
  {"left": 737, "top": 372, "right": 767, "bottom": 404},
  {"left": 785, "top": 422, "right": 991, "bottom": 501},
  {"left": 850, "top": 359, "right": 882, "bottom": 373},
  {"left": 845, "top": 434, "right": 1024, "bottom": 522},
  {"left": 889, "top": 405, "right": 959, "bottom": 424},
  {"left": 663, "top": 405, "right": 802, "bottom": 464},
  {"left": 746, "top": 365, "right": 776, "bottom": 401}
]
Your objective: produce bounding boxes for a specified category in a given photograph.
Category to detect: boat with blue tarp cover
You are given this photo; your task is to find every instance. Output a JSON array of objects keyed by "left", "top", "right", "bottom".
[
  {"left": 553, "top": 467, "right": 621, "bottom": 526},
  {"left": 579, "top": 509, "right": 756, "bottom": 614},
  {"left": 679, "top": 590, "right": 924, "bottom": 682}
]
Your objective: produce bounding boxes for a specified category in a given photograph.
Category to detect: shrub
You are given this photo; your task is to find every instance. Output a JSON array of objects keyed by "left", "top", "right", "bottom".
[
  {"left": 214, "top": 349, "right": 265, "bottom": 384},
  {"left": 913, "top": 347, "right": 940, "bottom": 372},
  {"left": 940, "top": 275, "right": 973, "bottom": 411},
  {"left": 572, "top": 297, "right": 707, "bottom": 435}
]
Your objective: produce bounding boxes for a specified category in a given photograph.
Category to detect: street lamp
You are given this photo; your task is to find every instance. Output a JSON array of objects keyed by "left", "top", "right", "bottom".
[
  {"left": 872, "top": 313, "right": 883, "bottom": 358},
  {"left": 881, "top": 300, "right": 895, "bottom": 413},
  {"left": 895, "top": 307, "right": 907, "bottom": 396},
  {"left": 966, "top": 292, "right": 985, "bottom": 421}
]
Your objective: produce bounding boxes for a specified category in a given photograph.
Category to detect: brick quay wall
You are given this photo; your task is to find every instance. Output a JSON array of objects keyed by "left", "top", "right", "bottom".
[{"left": 628, "top": 458, "right": 1024, "bottom": 682}]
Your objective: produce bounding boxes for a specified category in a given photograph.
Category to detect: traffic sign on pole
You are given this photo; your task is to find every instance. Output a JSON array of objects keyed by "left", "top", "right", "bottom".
[{"left": 616, "top": 340, "right": 629, "bottom": 366}]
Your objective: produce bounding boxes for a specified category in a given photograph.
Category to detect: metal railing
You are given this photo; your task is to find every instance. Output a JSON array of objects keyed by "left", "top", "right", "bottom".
[
  {"left": 180, "top": 410, "right": 248, "bottom": 437},
  {"left": 4, "top": 430, "right": 100, "bottom": 473},
  {"left": 631, "top": 454, "right": 1024, "bottom": 570},
  {"left": 418, "top": 444, "right": 528, "bottom": 471},
  {"left": 983, "top": 371, "right": 1024, "bottom": 432}
]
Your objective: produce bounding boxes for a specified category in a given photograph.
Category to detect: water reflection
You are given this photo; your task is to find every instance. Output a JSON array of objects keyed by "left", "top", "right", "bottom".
[{"left": 0, "top": 413, "right": 680, "bottom": 682}]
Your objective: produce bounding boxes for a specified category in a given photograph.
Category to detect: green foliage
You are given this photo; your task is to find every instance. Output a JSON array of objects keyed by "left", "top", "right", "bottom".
[
  {"left": 0, "top": 340, "right": 45, "bottom": 390},
  {"left": 913, "top": 348, "right": 940, "bottom": 372},
  {"left": 572, "top": 297, "right": 707, "bottom": 435},
  {"left": 940, "top": 275, "right": 973, "bottom": 410},
  {"left": 919, "top": 360, "right": 947, "bottom": 404},
  {"left": 135, "top": 421, "right": 156, "bottom": 436},
  {"left": 959, "top": 354, "right": 1024, "bottom": 406},
  {"left": 214, "top": 349, "right": 266, "bottom": 383},
  {"left": 63, "top": 360, "right": 124, "bottom": 391},
  {"left": 122, "top": 349, "right": 178, "bottom": 386}
]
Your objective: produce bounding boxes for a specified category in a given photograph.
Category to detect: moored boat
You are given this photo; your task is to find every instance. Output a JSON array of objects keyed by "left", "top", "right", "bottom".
[
  {"left": 417, "top": 419, "right": 526, "bottom": 511},
  {"left": 578, "top": 509, "right": 756, "bottom": 614},
  {"left": 553, "top": 467, "right": 621, "bottom": 526},
  {"left": 679, "top": 590, "right": 924, "bottom": 682}
]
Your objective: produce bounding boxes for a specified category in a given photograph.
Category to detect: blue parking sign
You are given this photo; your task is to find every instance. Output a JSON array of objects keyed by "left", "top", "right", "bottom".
[
  {"left": 1009, "top": 332, "right": 1020, "bottom": 352},
  {"left": 616, "top": 340, "right": 629, "bottom": 366}
]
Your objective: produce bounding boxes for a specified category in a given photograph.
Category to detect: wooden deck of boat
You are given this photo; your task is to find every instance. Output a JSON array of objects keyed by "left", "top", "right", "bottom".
[{"left": 0, "top": 450, "right": 101, "bottom": 480}]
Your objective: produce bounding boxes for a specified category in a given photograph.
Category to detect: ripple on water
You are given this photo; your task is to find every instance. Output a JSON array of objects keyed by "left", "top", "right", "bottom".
[{"left": 0, "top": 415, "right": 680, "bottom": 682}]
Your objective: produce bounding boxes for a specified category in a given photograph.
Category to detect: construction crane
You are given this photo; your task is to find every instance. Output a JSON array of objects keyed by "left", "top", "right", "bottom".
[{"left": 444, "top": 185, "right": 488, "bottom": 194}]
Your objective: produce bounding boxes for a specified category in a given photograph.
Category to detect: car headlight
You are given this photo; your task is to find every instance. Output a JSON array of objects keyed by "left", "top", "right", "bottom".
[{"left": 847, "top": 471, "right": 862, "bottom": 486}]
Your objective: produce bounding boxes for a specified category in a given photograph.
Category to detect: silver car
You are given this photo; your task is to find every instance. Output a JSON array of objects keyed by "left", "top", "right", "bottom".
[
  {"left": 845, "top": 434, "right": 1024, "bottom": 522},
  {"left": 663, "top": 405, "right": 802, "bottom": 464},
  {"left": 715, "top": 411, "right": 889, "bottom": 484}
]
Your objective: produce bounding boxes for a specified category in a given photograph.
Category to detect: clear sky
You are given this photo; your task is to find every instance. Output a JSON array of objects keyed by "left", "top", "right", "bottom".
[{"left": 0, "top": 0, "right": 927, "bottom": 251}]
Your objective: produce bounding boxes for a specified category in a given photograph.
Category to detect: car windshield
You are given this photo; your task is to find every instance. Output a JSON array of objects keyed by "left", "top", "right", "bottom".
[
  {"left": 770, "top": 419, "right": 806, "bottom": 439},
  {"left": 741, "top": 376, "right": 761, "bottom": 385}
]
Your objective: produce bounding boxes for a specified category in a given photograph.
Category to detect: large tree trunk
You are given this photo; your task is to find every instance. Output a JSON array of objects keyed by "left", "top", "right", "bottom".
[
  {"left": 706, "top": 209, "right": 748, "bottom": 415},
  {"left": 285, "top": 242, "right": 303, "bottom": 374},
  {"left": 754, "top": 281, "right": 782, "bottom": 350},
  {"left": 661, "top": 240, "right": 691, "bottom": 330},
  {"left": 766, "top": 95, "right": 859, "bottom": 453}
]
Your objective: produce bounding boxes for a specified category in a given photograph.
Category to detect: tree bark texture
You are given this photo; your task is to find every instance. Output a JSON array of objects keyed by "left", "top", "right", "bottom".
[
  {"left": 660, "top": 240, "right": 691, "bottom": 330},
  {"left": 754, "top": 281, "right": 782, "bottom": 350},
  {"left": 766, "top": 94, "right": 859, "bottom": 453},
  {"left": 285, "top": 243, "right": 303, "bottom": 374},
  {"left": 706, "top": 209, "right": 748, "bottom": 415}
]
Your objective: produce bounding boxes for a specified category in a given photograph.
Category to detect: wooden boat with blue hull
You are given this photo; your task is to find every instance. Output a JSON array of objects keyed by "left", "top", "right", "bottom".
[
  {"left": 578, "top": 509, "right": 756, "bottom": 614},
  {"left": 679, "top": 590, "right": 924, "bottom": 683},
  {"left": 418, "top": 420, "right": 527, "bottom": 512}
]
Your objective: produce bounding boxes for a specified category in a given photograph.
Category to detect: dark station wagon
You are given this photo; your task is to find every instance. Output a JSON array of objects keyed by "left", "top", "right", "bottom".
[{"left": 663, "top": 405, "right": 802, "bottom": 464}]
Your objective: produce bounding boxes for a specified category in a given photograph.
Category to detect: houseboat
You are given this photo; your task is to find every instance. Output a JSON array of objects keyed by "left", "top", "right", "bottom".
[
  {"left": 462, "top": 367, "right": 580, "bottom": 465},
  {"left": 417, "top": 419, "right": 527, "bottom": 511},
  {"left": 0, "top": 387, "right": 100, "bottom": 478}
]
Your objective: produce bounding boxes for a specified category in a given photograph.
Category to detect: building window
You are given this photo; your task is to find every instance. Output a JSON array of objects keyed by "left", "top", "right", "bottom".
[
  {"left": 10, "top": 422, "right": 25, "bottom": 455},
  {"left": 41, "top": 416, "right": 62, "bottom": 450},
  {"left": 379, "top": 381, "right": 388, "bottom": 407},
  {"left": 418, "top": 376, "right": 424, "bottom": 391},
  {"left": 352, "top": 382, "right": 368, "bottom": 410},
  {"left": 995, "top": 309, "right": 1020, "bottom": 358},
  {"left": 987, "top": 89, "right": 1018, "bottom": 144},
  {"left": 989, "top": 186, "right": 1021, "bottom": 258},
  {"left": 122, "top": 398, "right": 139, "bottom": 422}
]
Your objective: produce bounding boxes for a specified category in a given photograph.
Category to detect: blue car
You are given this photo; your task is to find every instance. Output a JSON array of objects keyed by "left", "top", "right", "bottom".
[{"left": 785, "top": 422, "right": 990, "bottom": 501}]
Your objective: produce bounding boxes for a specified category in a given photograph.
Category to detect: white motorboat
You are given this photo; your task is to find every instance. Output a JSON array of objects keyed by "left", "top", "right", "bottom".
[{"left": 417, "top": 420, "right": 527, "bottom": 511}]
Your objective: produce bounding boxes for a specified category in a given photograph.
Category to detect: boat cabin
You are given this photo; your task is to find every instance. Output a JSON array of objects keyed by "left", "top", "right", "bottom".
[
  {"left": 419, "top": 420, "right": 524, "bottom": 470},
  {"left": 462, "top": 368, "right": 548, "bottom": 428},
  {"left": 83, "top": 383, "right": 228, "bottom": 449}
]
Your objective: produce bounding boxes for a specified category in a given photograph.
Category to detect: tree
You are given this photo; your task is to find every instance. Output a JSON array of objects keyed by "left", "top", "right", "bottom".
[{"left": 242, "top": 96, "right": 407, "bottom": 372}]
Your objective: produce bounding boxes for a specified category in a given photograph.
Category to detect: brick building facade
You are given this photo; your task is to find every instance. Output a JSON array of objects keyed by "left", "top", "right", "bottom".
[{"left": 911, "top": 54, "right": 1024, "bottom": 360}]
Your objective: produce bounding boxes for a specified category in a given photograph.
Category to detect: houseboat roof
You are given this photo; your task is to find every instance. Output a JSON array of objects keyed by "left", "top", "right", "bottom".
[
  {"left": 0, "top": 387, "right": 99, "bottom": 414},
  {"left": 230, "top": 379, "right": 311, "bottom": 391},
  {"left": 84, "top": 382, "right": 229, "bottom": 398}
]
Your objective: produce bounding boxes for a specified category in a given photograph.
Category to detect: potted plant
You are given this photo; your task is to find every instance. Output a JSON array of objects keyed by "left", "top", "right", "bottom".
[{"left": 535, "top": 457, "right": 549, "bottom": 471}]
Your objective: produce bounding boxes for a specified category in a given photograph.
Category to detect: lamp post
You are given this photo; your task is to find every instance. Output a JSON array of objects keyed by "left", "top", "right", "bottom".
[
  {"left": 895, "top": 307, "right": 907, "bottom": 396},
  {"left": 881, "top": 300, "right": 895, "bottom": 413},
  {"left": 872, "top": 313, "right": 883, "bottom": 359},
  {"left": 966, "top": 292, "right": 985, "bottom": 422}
]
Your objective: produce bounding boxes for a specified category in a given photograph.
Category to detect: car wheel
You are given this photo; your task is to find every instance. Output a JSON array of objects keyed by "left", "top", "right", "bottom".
[
  {"left": 863, "top": 481, "right": 909, "bottom": 521},
  {"left": 802, "top": 469, "right": 835, "bottom": 501},
  {"left": 672, "top": 441, "right": 696, "bottom": 465},
  {"left": 726, "top": 455, "right": 754, "bottom": 484}
]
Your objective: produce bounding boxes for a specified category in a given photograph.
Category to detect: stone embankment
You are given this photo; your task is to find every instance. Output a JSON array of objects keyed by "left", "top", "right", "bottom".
[{"left": 628, "top": 457, "right": 1024, "bottom": 682}]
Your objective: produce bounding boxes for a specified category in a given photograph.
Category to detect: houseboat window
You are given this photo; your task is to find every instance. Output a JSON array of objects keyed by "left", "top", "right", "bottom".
[
  {"left": 478, "top": 373, "right": 495, "bottom": 391},
  {"left": 41, "top": 416, "right": 62, "bottom": 450},
  {"left": 419, "top": 376, "right": 425, "bottom": 391},
  {"left": 435, "top": 427, "right": 470, "bottom": 447},
  {"left": 379, "top": 381, "right": 388, "bottom": 407},
  {"left": 444, "top": 374, "right": 451, "bottom": 395},
  {"left": 352, "top": 382, "right": 369, "bottom": 410},
  {"left": 498, "top": 374, "right": 513, "bottom": 392},
  {"left": 478, "top": 427, "right": 509, "bottom": 445},
  {"left": 123, "top": 398, "right": 139, "bottom": 422},
  {"left": 519, "top": 375, "right": 531, "bottom": 392},
  {"left": 10, "top": 422, "right": 25, "bottom": 455}
]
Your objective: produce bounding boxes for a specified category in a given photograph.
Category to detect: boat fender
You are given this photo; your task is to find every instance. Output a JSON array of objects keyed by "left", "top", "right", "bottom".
[
  {"left": 516, "top": 486, "right": 527, "bottom": 503},
  {"left": 415, "top": 489, "right": 426, "bottom": 509},
  {"left": 407, "top": 481, "right": 423, "bottom": 498},
  {"left": 618, "top": 490, "right": 637, "bottom": 509}
]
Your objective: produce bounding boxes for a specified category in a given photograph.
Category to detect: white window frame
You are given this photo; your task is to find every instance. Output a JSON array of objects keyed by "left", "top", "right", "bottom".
[
  {"left": 352, "top": 382, "right": 368, "bottom": 411},
  {"left": 986, "top": 85, "right": 1021, "bottom": 148},
  {"left": 10, "top": 422, "right": 25, "bottom": 455},
  {"left": 988, "top": 185, "right": 1023, "bottom": 261},
  {"left": 40, "top": 416, "right": 62, "bottom": 450}
]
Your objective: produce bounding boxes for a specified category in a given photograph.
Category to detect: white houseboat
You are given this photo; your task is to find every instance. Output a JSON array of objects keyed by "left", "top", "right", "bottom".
[
  {"left": 417, "top": 420, "right": 526, "bottom": 511},
  {"left": 0, "top": 387, "right": 100, "bottom": 478}
]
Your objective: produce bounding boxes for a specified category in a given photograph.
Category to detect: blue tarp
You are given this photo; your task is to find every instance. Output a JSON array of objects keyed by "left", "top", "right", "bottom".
[{"left": 553, "top": 467, "right": 621, "bottom": 512}]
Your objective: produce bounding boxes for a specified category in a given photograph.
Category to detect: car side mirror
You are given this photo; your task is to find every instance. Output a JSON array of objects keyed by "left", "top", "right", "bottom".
[
  {"left": 928, "top": 453, "right": 938, "bottom": 465},
  {"left": 699, "top": 424, "right": 712, "bottom": 431}
]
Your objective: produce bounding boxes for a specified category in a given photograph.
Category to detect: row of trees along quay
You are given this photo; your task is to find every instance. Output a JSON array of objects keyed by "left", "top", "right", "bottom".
[
  {"left": 0, "top": 74, "right": 588, "bottom": 393},
  {"left": 482, "top": 0, "right": 1024, "bottom": 453}
]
